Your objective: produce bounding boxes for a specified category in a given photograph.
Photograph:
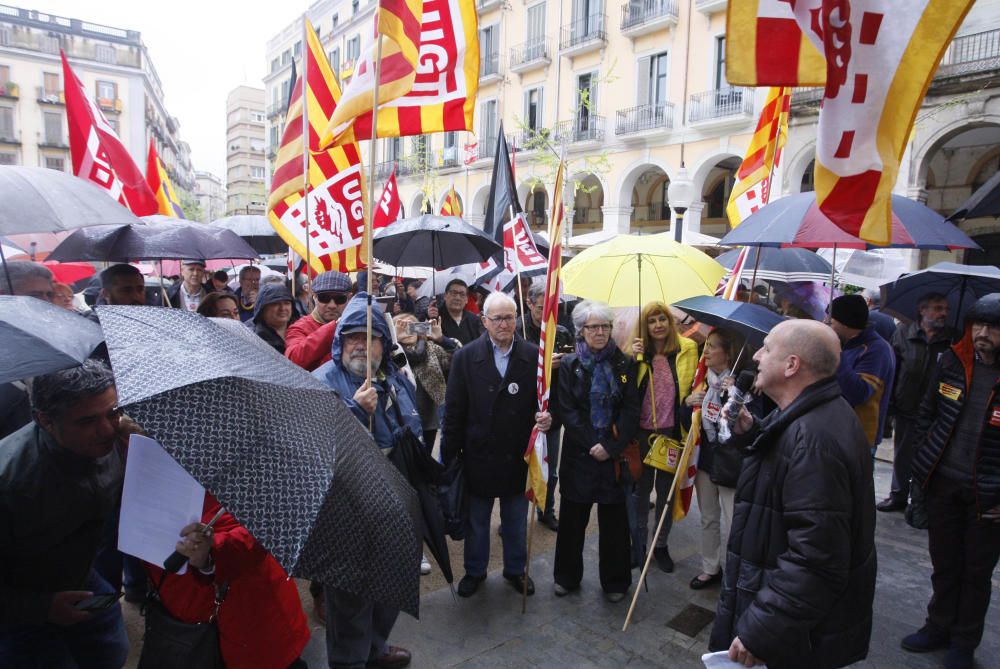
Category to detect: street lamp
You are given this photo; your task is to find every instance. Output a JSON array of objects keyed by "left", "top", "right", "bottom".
[{"left": 668, "top": 168, "right": 696, "bottom": 243}]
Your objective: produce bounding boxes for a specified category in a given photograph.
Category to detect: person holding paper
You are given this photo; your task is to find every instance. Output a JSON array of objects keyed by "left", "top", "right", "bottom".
[{"left": 0, "top": 361, "right": 130, "bottom": 668}]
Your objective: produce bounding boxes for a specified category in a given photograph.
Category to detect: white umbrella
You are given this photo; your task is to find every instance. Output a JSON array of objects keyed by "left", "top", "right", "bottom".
[{"left": 817, "top": 248, "right": 910, "bottom": 290}]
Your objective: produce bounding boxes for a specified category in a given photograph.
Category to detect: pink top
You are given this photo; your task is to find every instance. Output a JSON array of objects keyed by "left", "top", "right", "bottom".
[{"left": 640, "top": 357, "right": 676, "bottom": 430}]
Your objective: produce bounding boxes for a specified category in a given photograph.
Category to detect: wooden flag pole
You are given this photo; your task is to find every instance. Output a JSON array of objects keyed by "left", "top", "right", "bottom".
[
  {"left": 522, "top": 500, "right": 537, "bottom": 614},
  {"left": 510, "top": 204, "right": 528, "bottom": 340},
  {"left": 364, "top": 9, "right": 385, "bottom": 395}
]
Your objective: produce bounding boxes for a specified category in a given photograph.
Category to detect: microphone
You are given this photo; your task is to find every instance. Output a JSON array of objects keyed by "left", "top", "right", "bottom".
[{"left": 718, "top": 370, "right": 756, "bottom": 443}]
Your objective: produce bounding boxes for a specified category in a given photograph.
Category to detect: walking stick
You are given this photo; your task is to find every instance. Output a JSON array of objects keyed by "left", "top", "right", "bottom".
[{"left": 522, "top": 500, "right": 537, "bottom": 614}]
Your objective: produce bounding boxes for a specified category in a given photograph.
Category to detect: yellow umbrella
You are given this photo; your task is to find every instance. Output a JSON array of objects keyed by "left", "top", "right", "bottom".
[{"left": 562, "top": 233, "right": 726, "bottom": 307}]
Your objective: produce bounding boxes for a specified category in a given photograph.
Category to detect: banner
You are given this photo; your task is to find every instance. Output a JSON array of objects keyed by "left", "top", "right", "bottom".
[
  {"left": 726, "top": 87, "right": 790, "bottom": 227},
  {"left": 374, "top": 168, "right": 402, "bottom": 228}
]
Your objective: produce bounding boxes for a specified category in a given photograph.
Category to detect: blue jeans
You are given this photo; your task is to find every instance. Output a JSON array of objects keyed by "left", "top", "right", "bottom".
[
  {"left": 0, "top": 571, "right": 129, "bottom": 669},
  {"left": 464, "top": 493, "right": 528, "bottom": 577},
  {"left": 324, "top": 587, "right": 398, "bottom": 669}
]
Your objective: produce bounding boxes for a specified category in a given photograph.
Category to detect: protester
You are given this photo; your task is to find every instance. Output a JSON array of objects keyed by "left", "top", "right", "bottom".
[
  {"left": 683, "top": 327, "right": 758, "bottom": 590},
  {"left": 552, "top": 300, "right": 637, "bottom": 602},
  {"left": 402, "top": 279, "right": 429, "bottom": 321},
  {"left": 251, "top": 283, "right": 299, "bottom": 354},
  {"left": 442, "top": 292, "right": 551, "bottom": 598},
  {"left": 879, "top": 292, "right": 954, "bottom": 512},
  {"left": 99, "top": 264, "right": 147, "bottom": 307},
  {"left": 167, "top": 259, "right": 210, "bottom": 311},
  {"left": 629, "top": 301, "right": 698, "bottom": 572},
  {"left": 0, "top": 361, "right": 129, "bottom": 668},
  {"left": 827, "top": 293, "right": 896, "bottom": 451},
  {"left": 51, "top": 281, "right": 77, "bottom": 311},
  {"left": 313, "top": 293, "right": 418, "bottom": 669},
  {"left": 144, "top": 494, "right": 310, "bottom": 669},
  {"left": 196, "top": 291, "right": 241, "bottom": 320},
  {"left": 709, "top": 319, "right": 876, "bottom": 669},
  {"left": 430, "top": 279, "right": 483, "bottom": 345},
  {"left": 393, "top": 312, "right": 457, "bottom": 448},
  {"left": 0, "top": 260, "right": 54, "bottom": 300},
  {"left": 233, "top": 265, "right": 261, "bottom": 322},
  {"left": 284, "top": 270, "right": 352, "bottom": 371},
  {"left": 904, "top": 294, "right": 1000, "bottom": 669},
  {"left": 210, "top": 269, "right": 231, "bottom": 293},
  {"left": 863, "top": 287, "right": 897, "bottom": 342}
]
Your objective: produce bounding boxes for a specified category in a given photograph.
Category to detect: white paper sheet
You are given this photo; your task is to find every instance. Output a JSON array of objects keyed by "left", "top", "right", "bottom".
[
  {"left": 702, "top": 651, "right": 768, "bottom": 668},
  {"left": 118, "top": 435, "right": 205, "bottom": 575}
]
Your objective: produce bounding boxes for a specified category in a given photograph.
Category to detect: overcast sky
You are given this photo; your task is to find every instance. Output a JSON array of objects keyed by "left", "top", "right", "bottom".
[{"left": 36, "top": 0, "right": 304, "bottom": 179}]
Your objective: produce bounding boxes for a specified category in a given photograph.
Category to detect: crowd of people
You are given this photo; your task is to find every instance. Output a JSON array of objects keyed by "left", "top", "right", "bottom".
[{"left": 1, "top": 256, "right": 998, "bottom": 669}]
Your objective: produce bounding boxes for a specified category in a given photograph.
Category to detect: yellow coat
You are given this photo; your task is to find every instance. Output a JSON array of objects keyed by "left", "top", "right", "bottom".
[{"left": 636, "top": 336, "right": 699, "bottom": 437}]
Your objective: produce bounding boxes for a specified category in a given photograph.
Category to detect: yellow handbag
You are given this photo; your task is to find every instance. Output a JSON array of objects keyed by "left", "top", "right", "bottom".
[{"left": 642, "top": 364, "right": 683, "bottom": 473}]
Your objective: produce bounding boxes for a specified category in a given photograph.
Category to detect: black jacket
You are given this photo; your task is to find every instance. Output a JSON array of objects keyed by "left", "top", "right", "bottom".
[
  {"left": 557, "top": 349, "right": 639, "bottom": 505},
  {"left": 709, "top": 377, "right": 876, "bottom": 669},
  {"left": 441, "top": 333, "right": 539, "bottom": 498},
  {"left": 166, "top": 281, "right": 212, "bottom": 309},
  {"left": 439, "top": 309, "right": 483, "bottom": 346},
  {"left": 911, "top": 329, "right": 1000, "bottom": 512},
  {"left": 891, "top": 321, "right": 954, "bottom": 416}
]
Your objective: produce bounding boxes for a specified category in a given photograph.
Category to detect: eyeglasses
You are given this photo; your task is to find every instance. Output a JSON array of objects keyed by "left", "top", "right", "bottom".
[
  {"left": 316, "top": 292, "right": 349, "bottom": 305},
  {"left": 485, "top": 315, "right": 516, "bottom": 325},
  {"left": 446, "top": 289, "right": 468, "bottom": 297},
  {"left": 582, "top": 323, "right": 612, "bottom": 332}
]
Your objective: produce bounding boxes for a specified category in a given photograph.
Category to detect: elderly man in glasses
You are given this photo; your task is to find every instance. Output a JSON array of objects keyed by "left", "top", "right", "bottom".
[
  {"left": 442, "top": 292, "right": 552, "bottom": 598},
  {"left": 285, "top": 270, "right": 354, "bottom": 372}
]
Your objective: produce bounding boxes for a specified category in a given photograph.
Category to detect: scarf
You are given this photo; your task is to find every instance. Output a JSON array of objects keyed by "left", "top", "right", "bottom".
[
  {"left": 401, "top": 337, "right": 428, "bottom": 365},
  {"left": 576, "top": 339, "right": 620, "bottom": 436},
  {"left": 701, "top": 367, "right": 728, "bottom": 442}
]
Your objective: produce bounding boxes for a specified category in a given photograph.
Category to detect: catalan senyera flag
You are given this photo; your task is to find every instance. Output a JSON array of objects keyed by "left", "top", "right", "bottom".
[
  {"left": 524, "top": 161, "right": 565, "bottom": 509},
  {"left": 440, "top": 184, "right": 462, "bottom": 217},
  {"left": 61, "top": 51, "right": 158, "bottom": 216},
  {"left": 268, "top": 19, "right": 370, "bottom": 274},
  {"left": 321, "top": 0, "right": 479, "bottom": 147},
  {"left": 726, "top": 87, "right": 789, "bottom": 228},
  {"left": 727, "top": 0, "right": 975, "bottom": 245},
  {"left": 146, "top": 139, "right": 185, "bottom": 218}
]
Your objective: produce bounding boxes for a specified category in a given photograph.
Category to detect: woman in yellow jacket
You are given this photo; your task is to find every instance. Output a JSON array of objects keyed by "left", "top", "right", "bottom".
[{"left": 629, "top": 301, "right": 698, "bottom": 573}]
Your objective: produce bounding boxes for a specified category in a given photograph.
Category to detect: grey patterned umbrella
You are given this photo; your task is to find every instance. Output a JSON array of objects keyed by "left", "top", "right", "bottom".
[
  {"left": 0, "top": 296, "right": 104, "bottom": 384},
  {"left": 97, "top": 306, "right": 421, "bottom": 616}
]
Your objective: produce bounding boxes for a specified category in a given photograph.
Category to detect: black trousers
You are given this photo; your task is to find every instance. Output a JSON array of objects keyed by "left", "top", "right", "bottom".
[
  {"left": 889, "top": 414, "right": 919, "bottom": 503},
  {"left": 553, "top": 497, "right": 632, "bottom": 594},
  {"left": 925, "top": 475, "right": 1000, "bottom": 650}
]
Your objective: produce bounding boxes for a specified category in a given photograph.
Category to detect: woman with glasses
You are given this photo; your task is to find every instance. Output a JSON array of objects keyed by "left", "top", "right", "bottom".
[
  {"left": 553, "top": 300, "right": 640, "bottom": 602},
  {"left": 629, "top": 301, "right": 698, "bottom": 573},
  {"left": 284, "top": 271, "right": 353, "bottom": 371},
  {"left": 197, "top": 292, "right": 241, "bottom": 320},
  {"left": 393, "top": 312, "right": 458, "bottom": 448}
]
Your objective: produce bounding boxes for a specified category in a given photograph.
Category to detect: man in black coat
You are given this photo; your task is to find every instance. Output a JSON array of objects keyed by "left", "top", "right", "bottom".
[
  {"left": 709, "top": 319, "right": 876, "bottom": 669},
  {"left": 441, "top": 292, "right": 551, "bottom": 598}
]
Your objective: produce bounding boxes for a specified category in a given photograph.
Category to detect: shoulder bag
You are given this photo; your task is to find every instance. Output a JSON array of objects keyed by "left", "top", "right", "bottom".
[{"left": 137, "top": 573, "right": 228, "bottom": 669}]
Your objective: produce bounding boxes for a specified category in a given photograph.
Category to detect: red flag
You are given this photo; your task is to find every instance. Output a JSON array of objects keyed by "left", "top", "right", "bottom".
[
  {"left": 61, "top": 51, "right": 157, "bottom": 215},
  {"left": 373, "top": 169, "right": 402, "bottom": 229}
]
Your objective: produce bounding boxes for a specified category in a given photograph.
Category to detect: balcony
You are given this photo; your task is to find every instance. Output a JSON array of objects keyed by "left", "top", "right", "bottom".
[
  {"left": 559, "top": 15, "right": 607, "bottom": 57},
  {"left": 556, "top": 115, "right": 605, "bottom": 144},
  {"left": 616, "top": 102, "right": 674, "bottom": 135},
  {"left": 479, "top": 51, "right": 503, "bottom": 85},
  {"left": 0, "top": 130, "right": 21, "bottom": 145},
  {"left": 36, "top": 87, "right": 64, "bottom": 105},
  {"left": 375, "top": 160, "right": 396, "bottom": 180},
  {"left": 790, "top": 87, "right": 824, "bottom": 112},
  {"left": 687, "top": 87, "right": 755, "bottom": 128},
  {"left": 477, "top": 137, "right": 498, "bottom": 161},
  {"left": 621, "top": 0, "right": 678, "bottom": 37},
  {"left": 509, "top": 39, "right": 551, "bottom": 74},
  {"left": 266, "top": 101, "right": 286, "bottom": 119},
  {"left": 38, "top": 136, "right": 69, "bottom": 150},
  {"left": 97, "top": 97, "right": 122, "bottom": 114},
  {"left": 477, "top": 0, "right": 501, "bottom": 12},
  {"left": 439, "top": 146, "right": 460, "bottom": 169},
  {"left": 694, "top": 0, "right": 727, "bottom": 15},
  {"left": 513, "top": 127, "right": 553, "bottom": 152},
  {"left": 931, "top": 29, "right": 1000, "bottom": 94},
  {"left": 396, "top": 154, "right": 426, "bottom": 177},
  {"left": 0, "top": 82, "right": 19, "bottom": 99}
]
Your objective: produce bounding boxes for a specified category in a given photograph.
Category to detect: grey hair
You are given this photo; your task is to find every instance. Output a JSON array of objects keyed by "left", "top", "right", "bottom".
[
  {"left": 261, "top": 275, "right": 285, "bottom": 286},
  {"left": 239, "top": 265, "right": 261, "bottom": 280},
  {"left": 30, "top": 360, "right": 116, "bottom": 422},
  {"left": 572, "top": 300, "right": 614, "bottom": 332},
  {"left": 527, "top": 282, "right": 545, "bottom": 304},
  {"left": 0, "top": 261, "right": 53, "bottom": 295},
  {"left": 862, "top": 288, "right": 880, "bottom": 307},
  {"left": 482, "top": 291, "right": 517, "bottom": 317}
]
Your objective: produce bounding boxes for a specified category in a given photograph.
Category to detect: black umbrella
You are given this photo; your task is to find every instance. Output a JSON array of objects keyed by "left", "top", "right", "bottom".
[
  {"left": 948, "top": 170, "right": 1000, "bottom": 221},
  {"left": 715, "top": 246, "right": 832, "bottom": 284},
  {"left": 47, "top": 222, "right": 260, "bottom": 263},
  {"left": 97, "top": 306, "right": 422, "bottom": 616},
  {"left": 0, "top": 296, "right": 104, "bottom": 384},
  {"left": 880, "top": 262, "right": 1000, "bottom": 327},
  {"left": 373, "top": 214, "right": 501, "bottom": 283},
  {"left": 672, "top": 295, "right": 786, "bottom": 348}
]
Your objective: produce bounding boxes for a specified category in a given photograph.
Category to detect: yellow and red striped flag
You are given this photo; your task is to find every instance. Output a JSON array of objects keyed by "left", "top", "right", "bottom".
[
  {"left": 727, "top": 0, "right": 975, "bottom": 245},
  {"left": 321, "top": 0, "right": 479, "bottom": 147},
  {"left": 268, "top": 19, "right": 369, "bottom": 274},
  {"left": 439, "top": 184, "right": 462, "bottom": 217},
  {"left": 726, "top": 87, "right": 789, "bottom": 228},
  {"left": 145, "top": 139, "right": 185, "bottom": 218},
  {"left": 524, "top": 161, "right": 565, "bottom": 509}
]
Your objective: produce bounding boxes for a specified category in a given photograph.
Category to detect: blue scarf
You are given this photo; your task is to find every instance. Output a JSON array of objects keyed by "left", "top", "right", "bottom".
[{"left": 576, "top": 339, "right": 621, "bottom": 437}]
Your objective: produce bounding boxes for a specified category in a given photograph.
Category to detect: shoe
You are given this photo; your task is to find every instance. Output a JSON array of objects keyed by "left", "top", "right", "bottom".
[
  {"left": 653, "top": 547, "right": 674, "bottom": 573},
  {"left": 368, "top": 645, "right": 412, "bottom": 669},
  {"left": 554, "top": 583, "right": 571, "bottom": 596},
  {"left": 420, "top": 554, "right": 432, "bottom": 575},
  {"left": 540, "top": 511, "right": 559, "bottom": 532},
  {"left": 313, "top": 595, "right": 327, "bottom": 626},
  {"left": 457, "top": 574, "right": 486, "bottom": 597},
  {"left": 876, "top": 497, "right": 907, "bottom": 512},
  {"left": 689, "top": 572, "right": 722, "bottom": 590},
  {"left": 901, "top": 626, "right": 949, "bottom": 652},
  {"left": 944, "top": 646, "right": 974, "bottom": 669},
  {"left": 605, "top": 591, "right": 626, "bottom": 603},
  {"left": 503, "top": 573, "right": 535, "bottom": 596}
]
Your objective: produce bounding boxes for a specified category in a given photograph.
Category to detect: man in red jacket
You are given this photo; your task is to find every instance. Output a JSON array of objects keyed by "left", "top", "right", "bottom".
[{"left": 285, "top": 270, "right": 353, "bottom": 371}]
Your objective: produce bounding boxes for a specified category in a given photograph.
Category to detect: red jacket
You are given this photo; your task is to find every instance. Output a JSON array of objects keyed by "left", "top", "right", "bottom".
[
  {"left": 284, "top": 314, "right": 336, "bottom": 370},
  {"left": 145, "top": 496, "right": 310, "bottom": 669}
]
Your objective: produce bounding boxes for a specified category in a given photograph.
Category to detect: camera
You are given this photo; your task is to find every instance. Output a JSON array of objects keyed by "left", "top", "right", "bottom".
[{"left": 408, "top": 322, "right": 432, "bottom": 336}]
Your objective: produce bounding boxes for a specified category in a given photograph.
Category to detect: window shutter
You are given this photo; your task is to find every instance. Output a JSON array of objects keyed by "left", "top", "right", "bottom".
[{"left": 637, "top": 56, "right": 650, "bottom": 106}]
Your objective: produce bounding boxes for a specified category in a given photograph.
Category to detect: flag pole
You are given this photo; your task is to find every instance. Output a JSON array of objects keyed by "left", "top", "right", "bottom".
[
  {"left": 522, "top": 499, "right": 537, "bottom": 614},
  {"left": 365, "top": 8, "right": 385, "bottom": 392},
  {"left": 511, "top": 205, "right": 527, "bottom": 339},
  {"left": 300, "top": 22, "right": 312, "bottom": 294}
]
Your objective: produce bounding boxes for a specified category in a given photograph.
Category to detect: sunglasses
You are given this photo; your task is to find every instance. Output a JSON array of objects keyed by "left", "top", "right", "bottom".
[{"left": 316, "top": 292, "right": 349, "bottom": 305}]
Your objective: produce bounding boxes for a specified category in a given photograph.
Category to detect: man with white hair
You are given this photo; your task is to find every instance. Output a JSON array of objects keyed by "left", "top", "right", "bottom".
[
  {"left": 442, "top": 292, "right": 552, "bottom": 598},
  {"left": 709, "top": 319, "right": 876, "bottom": 669}
]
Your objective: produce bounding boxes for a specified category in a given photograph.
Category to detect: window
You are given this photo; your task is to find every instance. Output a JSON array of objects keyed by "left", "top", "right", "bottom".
[
  {"left": 0, "top": 106, "right": 13, "bottom": 138},
  {"left": 386, "top": 137, "right": 400, "bottom": 162},
  {"left": 95, "top": 44, "right": 115, "bottom": 64},
  {"left": 106, "top": 117, "right": 119, "bottom": 133},
  {"left": 352, "top": 0, "right": 359, "bottom": 14},
  {"left": 0, "top": 66, "right": 9, "bottom": 85},
  {"left": 572, "top": 0, "right": 603, "bottom": 36},
  {"left": 0, "top": 151, "right": 16, "bottom": 165},
  {"left": 43, "top": 72, "right": 60, "bottom": 96},
  {"left": 480, "top": 99, "right": 498, "bottom": 142},
  {"left": 271, "top": 58, "right": 280, "bottom": 73},
  {"left": 526, "top": 3, "right": 546, "bottom": 56},
  {"left": 269, "top": 124, "right": 280, "bottom": 146},
  {"left": 412, "top": 135, "right": 427, "bottom": 159},
  {"left": 444, "top": 131, "right": 456, "bottom": 149},
  {"left": 346, "top": 36, "right": 361, "bottom": 63},
  {"left": 332, "top": 13, "right": 339, "bottom": 28},
  {"left": 329, "top": 48, "right": 340, "bottom": 74},
  {"left": 281, "top": 49, "right": 291, "bottom": 65},
  {"left": 525, "top": 87, "right": 544, "bottom": 132},
  {"left": 576, "top": 72, "right": 597, "bottom": 129},
  {"left": 280, "top": 78, "right": 292, "bottom": 103},
  {"left": 251, "top": 112, "right": 265, "bottom": 123},
  {"left": 714, "top": 35, "right": 726, "bottom": 89},
  {"left": 41, "top": 35, "right": 59, "bottom": 54},
  {"left": 250, "top": 138, "right": 265, "bottom": 152},
  {"left": 44, "top": 156, "right": 65, "bottom": 171},
  {"left": 251, "top": 166, "right": 265, "bottom": 180},
  {"left": 96, "top": 80, "right": 116, "bottom": 101},
  {"left": 480, "top": 25, "right": 498, "bottom": 76},
  {"left": 293, "top": 41, "right": 302, "bottom": 57},
  {"left": 43, "top": 111, "right": 62, "bottom": 144},
  {"left": 637, "top": 52, "right": 667, "bottom": 107}
]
